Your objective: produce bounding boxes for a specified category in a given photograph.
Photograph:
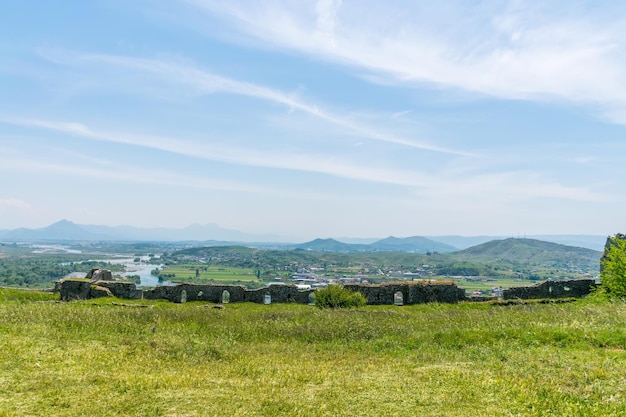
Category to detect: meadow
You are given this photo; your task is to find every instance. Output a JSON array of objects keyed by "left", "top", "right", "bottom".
[
  {"left": 1, "top": 288, "right": 625, "bottom": 416},
  {"left": 158, "top": 264, "right": 259, "bottom": 284}
]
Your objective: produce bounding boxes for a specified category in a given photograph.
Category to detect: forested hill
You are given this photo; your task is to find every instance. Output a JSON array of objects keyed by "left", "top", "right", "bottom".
[
  {"left": 168, "top": 238, "right": 600, "bottom": 272},
  {"left": 455, "top": 238, "right": 601, "bottom": 267}
]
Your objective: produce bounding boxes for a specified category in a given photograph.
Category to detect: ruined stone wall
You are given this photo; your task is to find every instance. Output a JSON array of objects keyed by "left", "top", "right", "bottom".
[
  {"left": 408, "top": 282, "right": 467, "bottom": 304},
  {"left": 97, "top": 281, "right": 143, "bottom": 299},
  {"left": 58, "top": 274, "right": 595, "bottom": 304},
  {"left": 58, "top": 278, "right": 142, "bottom": 301},
  {"left": 142, "top": 283, "right": 314, "bottom": 304},
  {"left": 502, "top": 279, "right": 596, "bottom": 300},
  {"left": 59, "top": 279, "right": 93, "bottom": 301},
  {"left": 86, "top": 268, "right": 113, "bottom": 281},
  {"left": 344, "top": 282, "right": 466, "bottom": 305},
  {"left": 252, "top": 285, "right": 314, "bottom": 304}
]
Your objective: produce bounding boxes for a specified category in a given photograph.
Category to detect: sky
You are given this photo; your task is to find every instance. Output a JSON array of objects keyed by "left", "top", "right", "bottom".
[{"left": 1, "top": 0, "right": 626, "bottom": 240}]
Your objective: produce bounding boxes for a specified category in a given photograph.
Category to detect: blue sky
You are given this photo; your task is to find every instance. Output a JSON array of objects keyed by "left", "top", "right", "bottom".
[{"left": 1, "top": 0, "right": 625, "bottom": 240}]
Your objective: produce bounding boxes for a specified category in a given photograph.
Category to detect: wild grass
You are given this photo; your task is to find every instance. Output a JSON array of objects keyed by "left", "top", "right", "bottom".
[{"left": 1, "top": 288, "right": 625, "bottom": 416}]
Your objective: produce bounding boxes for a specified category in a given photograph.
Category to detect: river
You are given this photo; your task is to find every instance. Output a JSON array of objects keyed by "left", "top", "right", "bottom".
[
  {"left": 122, "top": 261, "right": 174, "bottom": 287},
  {"left": 62, "top": 256, "right": 173, "bottom": 287}
]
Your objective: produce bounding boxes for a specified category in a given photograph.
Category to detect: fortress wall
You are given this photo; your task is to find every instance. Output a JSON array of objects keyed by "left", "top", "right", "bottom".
[
  {"left": 409, "top": 282, "right": 466, "bottom": 304},
  {"left": 58, "top": 274, "right": 595, "bottom": 304},
  {"left": 97, "top": 281, "right": 143, "bottom": 299},
  {"left": 502, "top": 279, "right": 596, "bottom": 300},
  {"left": 345, "top": 282, "right": 466, "bottom": 305}
]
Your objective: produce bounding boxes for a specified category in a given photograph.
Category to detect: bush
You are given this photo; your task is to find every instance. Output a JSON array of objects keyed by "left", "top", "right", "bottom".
[
  {"left": 314, "top": 284, "right": 367, "bottom": 309},
  {"left": 600, "top": 234, "right": 626, "bottom": 298}
]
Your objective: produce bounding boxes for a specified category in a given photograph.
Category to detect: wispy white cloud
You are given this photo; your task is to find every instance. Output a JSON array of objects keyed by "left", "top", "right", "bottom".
[
  {"left": 0, "top": 149, "right": 331, "bottom": 200},
  {"left": 181, "top": 0, "right": 626, "bottom": 122},
  {"left": 0, "top": 116, "right": 430, "bottom": 187},
  {"left": 36, "top": 49, "right": 469, "bottom": 155},
  {"left": 0, "top": 117, "right": 609, "bottom": 204},
  {"left": 314, "top": 0, "right": 342, "bottom": 47}
]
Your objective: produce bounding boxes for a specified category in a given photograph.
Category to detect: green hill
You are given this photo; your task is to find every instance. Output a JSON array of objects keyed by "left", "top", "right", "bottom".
[
  {"left": 456, "top": 238, "right": 601, "bottom": 268},
  {"left": 371, "top": 236, "right": 457, "bottom": 253},
  {"left": 295, "top": 238, "right": 368, "bottom": 252}
]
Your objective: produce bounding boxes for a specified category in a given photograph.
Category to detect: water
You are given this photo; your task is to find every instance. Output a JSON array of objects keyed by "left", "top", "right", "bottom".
[
  {"left": 60, "top": 256, "right": 173, "bottom": 287},
  {"left": 123, "top": 262, "right": 173, "bottom": 287}
]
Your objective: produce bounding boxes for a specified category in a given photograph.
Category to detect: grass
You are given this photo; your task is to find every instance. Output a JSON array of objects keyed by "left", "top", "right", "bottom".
[
  {"left": 158, "top": 264, "right": 260, "bottom": 284},
  {"left": 453, "top": 276, "right": 537, "bottom": 293},
  {"left": 1, "top": 288, "right": 625, "bottom": 416}
]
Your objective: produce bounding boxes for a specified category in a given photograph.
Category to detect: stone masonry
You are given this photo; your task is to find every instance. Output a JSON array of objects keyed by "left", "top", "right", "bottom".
[
  {"left": 502, "top": 279, "right": 596, "bottom": 300},
  {"left": 57, "top": 269, "right": 596, "bottom": 304}
]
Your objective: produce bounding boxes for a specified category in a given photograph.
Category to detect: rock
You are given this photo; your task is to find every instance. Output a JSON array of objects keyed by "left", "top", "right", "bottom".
[
  {"left": 86, "top": 268, "right": 113, "bottom": 281},
  {"left": 58, "top": 278, "right": 92, "bottom": 301},
  {"left": 89, "top": 285, "right": 113, "bottom": 299}
]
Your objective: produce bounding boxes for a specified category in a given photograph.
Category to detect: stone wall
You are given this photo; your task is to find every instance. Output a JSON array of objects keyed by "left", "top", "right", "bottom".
[
  {"left": 59, "top": 279, "right": 94, "bottom": 301},
  {"left": 502, "top": 279, "right": 596, "bottom": 300},
  {"left": 344, "top": 282, "right": 466, "bottom": 305},
  {"left": 86, "top": 268, "right": 113, "bottom": 281},
  {"left": 58, "top": 279, "right": 119, "bottom": 301},
  {"left": 97, "top": 281, "right": 143, "bottom": 299},
  {"left": 57, "top": 274, "right": 596, "bottom": 304},
  {"left": 142, "top": 283, "right": 314, "bottom": 304}
]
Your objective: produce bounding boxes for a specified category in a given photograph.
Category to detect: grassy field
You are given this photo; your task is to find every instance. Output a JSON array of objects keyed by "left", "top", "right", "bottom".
[
  {"left": 452, "top": 276, "right": 537, "bottom": 293},
  {"left": 1, "top": 288, "right": 625, "bottom": 416},
  {"left": 158, "top": 264, "right": 260, "bottom": 284}
]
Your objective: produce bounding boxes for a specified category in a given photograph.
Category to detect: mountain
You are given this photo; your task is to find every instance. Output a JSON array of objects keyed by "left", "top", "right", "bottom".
[
  {"left": 371, "top": 236, "right": 457, "bottom": 253},
  {"left": 427, "top": 235, "right": 607, "bottom": 251},
  {"left": 78, "top": 222, "right": 280, "bottom": 242},
  {"left": 455, "top": 238, "right": 601, "bottom": 267},
  {"left": 0, "top": 220, "right": 108, "bottom": 241},
  {"left": 0, "top": 220, "right": 283, "bottom": 242},
  {"left": 0, "top": 220, "right": 610, "bottom": 252},
  {"left": 525, "top": 235, "right": 608, "bottom": 252},
  {"left": 294, "top": 236, "right": 457, "bottom": 253},
  {"left": 425, "top": 236, "right": 499, "bottom": 250},
  {"left": 295, "top": 238, "right": 369, "bottom": 252}
]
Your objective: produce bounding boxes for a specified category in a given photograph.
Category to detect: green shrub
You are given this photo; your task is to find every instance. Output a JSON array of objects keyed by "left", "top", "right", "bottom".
[
  {"left": 600, "top": 234, "right": 626, "bottom": 298},
  {"left": 314, "top": 284, "right": 367, "bottom": 309}
]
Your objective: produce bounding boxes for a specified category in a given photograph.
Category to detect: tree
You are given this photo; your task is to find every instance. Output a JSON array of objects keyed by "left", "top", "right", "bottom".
[{"left": 600, "top": 234, "right": 626, "bottom": 298}]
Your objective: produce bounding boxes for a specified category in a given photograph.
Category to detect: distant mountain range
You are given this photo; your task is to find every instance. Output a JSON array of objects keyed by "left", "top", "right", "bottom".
[
  {"left": 0, "top": 220, "right": 281, "bottom": 243},
  {"left": 0, "top": 219, "right": 609, "bottom": 252},
  {"left": 294, "top": 237, "right": 457, "bottom": 253},
  {"left": 169, "top": 237, "right": 602, "bottom": 272}
]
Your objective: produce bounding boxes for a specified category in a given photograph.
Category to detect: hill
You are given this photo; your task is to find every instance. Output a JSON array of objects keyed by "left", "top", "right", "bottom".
[
  {"left": 165, "top": 237, "right": 600, "bottom": 279},
  {"left": 371, "top": 236, "right": 456, "bottom": 253},
  {"left": 455, "top": 238, "right": 601, "bottom": 268},
  {"left": 294, "top": 236, "right": 457, "bottom": 253},
  {"left": 295, "top": 238, "right": 369, "bottom": 252}
]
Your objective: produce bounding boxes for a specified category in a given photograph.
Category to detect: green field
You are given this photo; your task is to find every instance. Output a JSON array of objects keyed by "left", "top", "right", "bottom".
[
  {"left": 157, "top": 264, "right": 261, "bottom": 284},
  {"left": 1, "top": 288, "right": 625, "bottom": 416},
  {"left": 452, "top": 276, "right": 540, "bottom": 293}
]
